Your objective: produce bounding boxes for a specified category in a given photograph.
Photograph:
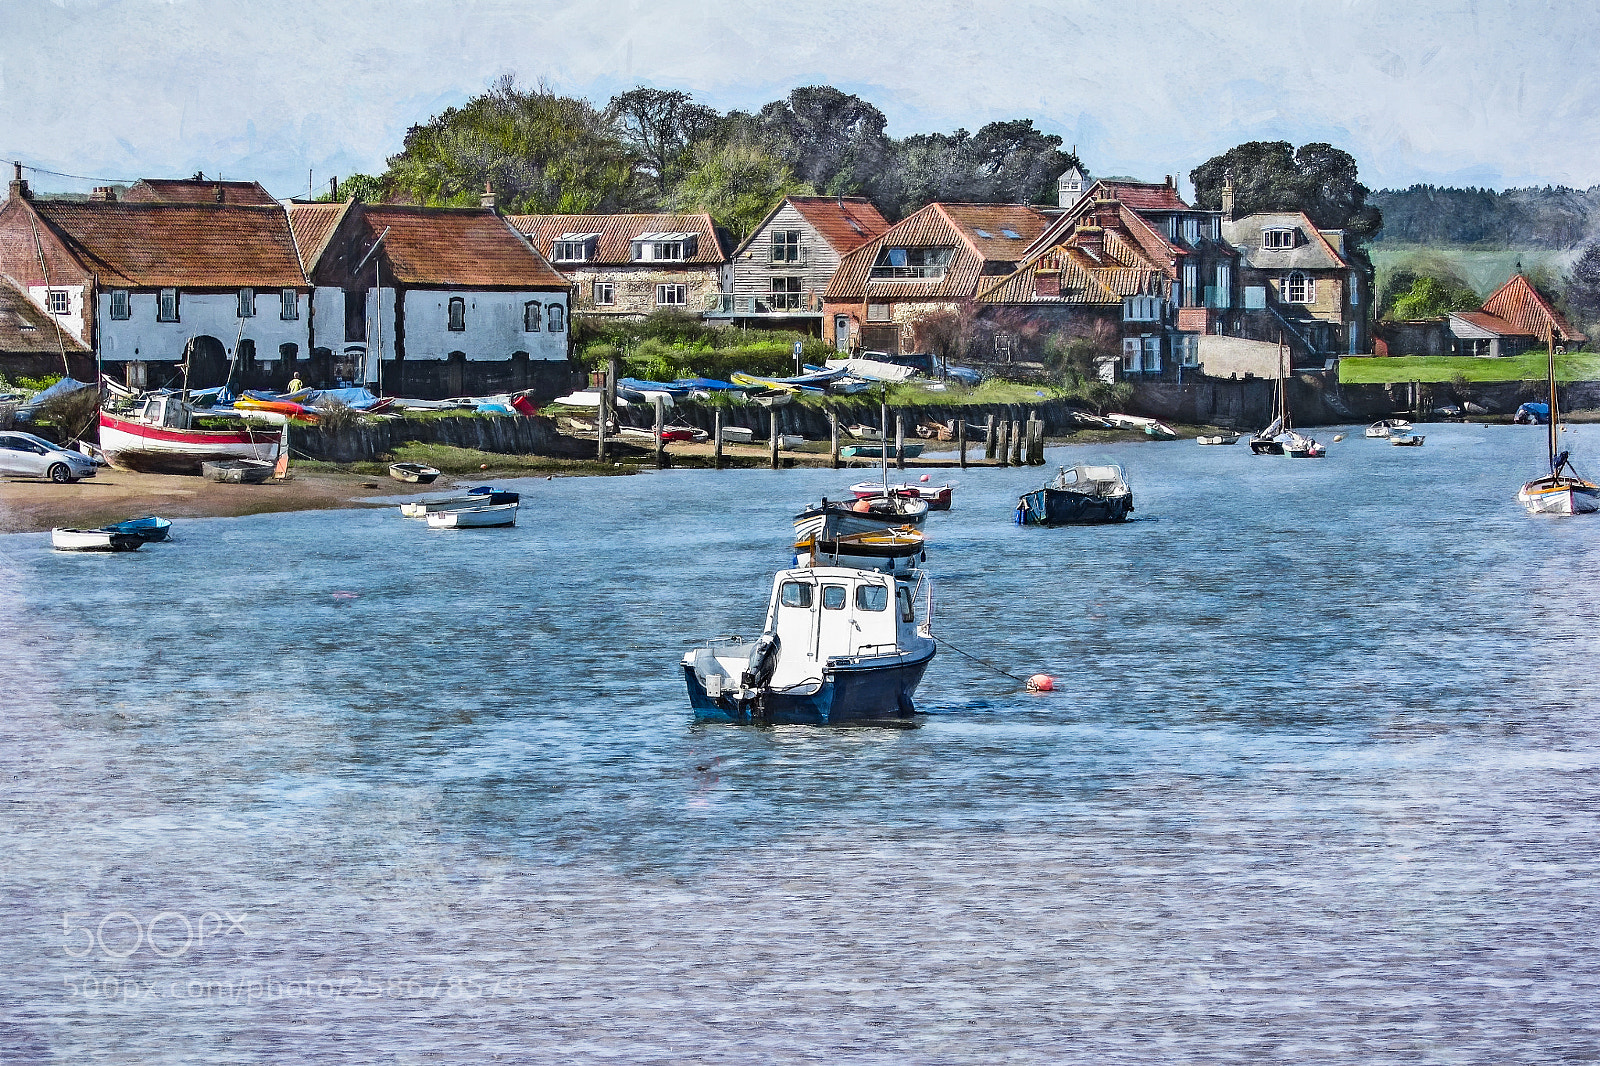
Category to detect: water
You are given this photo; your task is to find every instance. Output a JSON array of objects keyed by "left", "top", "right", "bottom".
[{"left": 4, "top": 423, "right": 1600, "bottom": 1064}]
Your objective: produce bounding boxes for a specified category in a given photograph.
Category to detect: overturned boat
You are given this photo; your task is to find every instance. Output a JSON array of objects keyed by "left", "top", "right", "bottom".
[
  {"left": 1015, "top": 463, "right": 1133, "bottom": 526},
  {"left": 683, "top": 564, "right": 935, "bottom": 725}
]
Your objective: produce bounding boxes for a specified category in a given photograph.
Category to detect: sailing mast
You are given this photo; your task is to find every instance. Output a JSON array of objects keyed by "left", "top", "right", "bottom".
[
  {"left": 1278, "top": 332, "right": 1290, "bottom": 435},
  {"left": 1547, "top": 325, "right": 1560, "bottom": 475}
]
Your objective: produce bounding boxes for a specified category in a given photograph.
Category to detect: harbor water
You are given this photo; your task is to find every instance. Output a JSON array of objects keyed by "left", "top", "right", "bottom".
[{"left": 3, "top": 422, "right": 1599, "bottom": 1063}]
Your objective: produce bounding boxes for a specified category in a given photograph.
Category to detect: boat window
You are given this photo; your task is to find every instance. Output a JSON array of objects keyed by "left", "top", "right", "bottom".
[
  {"left": 855, "top": 585, "right": 888, "bottom": 612},
  {"left": 896, "top": 584, "right": 915, "bottom": 622},
  {"left": 822, "top": 585, "right": 847, "bottom": 610},
  {"left": 780, "top": 581, "right": 813, "bottom": 608}
]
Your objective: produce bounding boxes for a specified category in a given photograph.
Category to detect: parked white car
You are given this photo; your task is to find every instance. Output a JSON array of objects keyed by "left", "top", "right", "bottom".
[{"left": 0, "top": 431, "right": 99, "bottom": 482}]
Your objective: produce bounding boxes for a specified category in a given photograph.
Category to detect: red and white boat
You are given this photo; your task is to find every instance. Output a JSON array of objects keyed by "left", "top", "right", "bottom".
[
  {"left": 849, "top": 480, "right": 954, "bottom": 510},
  {"left": 99, "top": 394, "right": 280, "bottom": 473}
]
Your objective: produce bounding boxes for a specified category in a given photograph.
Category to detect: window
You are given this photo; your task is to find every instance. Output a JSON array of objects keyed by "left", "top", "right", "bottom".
[
  {"left": 896, "top": 584, "right": 914, "bottom": 623},
  {"left": 867, "top": 303, "right": 891, "bottom": 322},
  {"left": 1143, "top": 336, "right": 1161, "bottom": 373},
  {"left": 447, "top": 296, "right": 465, "bottom": 331},
  {"left": 1208, "top": 264, "right": 1231, "bottom": 308},
  {"left": 1283, "top": 272, "right": 1314, "bottom": 304},
  {"left": 1123, "top": 294, "right": 1163, "bottom": 322},
  {"left": 632, "top": 236, "right": 695, "bottom": 262},
  {"left": 770, "top": 229, "right": 801, "bottom": 263},
  {"left": 1183, "top": 262, "right": 1200, "bottom": 307},
  {"left": 1262, "top": 228, "right": 1297, "bottom": 250},
  {"left": 1183, "top": 217, "right": 1199, "bottom": 244},
  {"left": 1000, "top": 229, "right": 1022, "bottom": 240},
  {"left": 1349, "top": 271, "right": 1361, "bottom": 306},
  {"left": 770, "top": 277, "right": 802, "bottom": 311},
  {"left": 48, "top": 290, "right": 68, "bottom": 315},
  {"left": 780, "top": 581, "right": 813, "bottom": 608},
  {"left": 157, "top": 288, "right": 179, "bottom": 322},
  {"left": 109, "top": 289, "right": 130, "bottom": 320},
  {"left": 656, "top": 284, "right": 687, "bottom": 307},
  {"left": 855, "top": 585, "right": 888, "bottom": 612},
  {"left": 870, "top": 246, "right": 952, "bottom": 279},
  {"left": 552, "top": 236, "right": 596, "bottom": 262},
  {"left": 1211, "top": 217, "right": 1221, "bottom": 240},
  {"left": 822, "top": 585, "right": 847, "bottom": 610},
  {"left": 546, "top": 303, "right": 564, "bottom": 331},
  {"left": 1122, "top": 337, "right": 1141, "bottom": 373},
  {"left": 1176, "top": 334, "right": 1200, "bottom": 367},
  {"left": 592, "top": 281, "right": 614, "bottom": 306},
  {"left": 280, "top": 288, "right": 297, "bottom": 320},
  {"left": 237, "top": 288, "right": 255, "bottom": 318},
  {"left": 523, "top": 301, "right": 541, "bottom": 331}
]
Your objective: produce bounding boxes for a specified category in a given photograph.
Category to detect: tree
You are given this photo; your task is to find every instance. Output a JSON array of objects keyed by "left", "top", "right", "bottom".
[
  {"left": 756, "top": 86, "right": 893, "bottom": 198},
  {"left": 606, "top": 86, "right": 720, "bottom": 198},
  {"left": 1566, "top": 242, "right": 1600, "bottom": 326},
  {"left": 316, "top": 173, "right": 386, "bottom": 203},
  {"left": 878, "top": 122, "right": 1080, "bottom": 218},
  {"left": 669, "top": 137, "right": 812, "bottom": 242},
  {"left": 384, "top": 76, "right": 635, "bottom": 214},
  {"left": 1190, "top": 140, "right": 1382, "bottom": 245},
  {"left": 1387, "top": 276, "right": 1480, "bottom": 320},
  {"left": 909, "top": 301, "right": 982, "bottom": 373},
  {"left": 967, "top": 120, "right": 1076, "bottom": 206}
]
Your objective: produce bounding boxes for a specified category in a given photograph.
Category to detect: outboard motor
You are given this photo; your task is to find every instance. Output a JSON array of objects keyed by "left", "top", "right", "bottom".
[{"left": 742, "top": 633, "right": 780, "bottom": 690}]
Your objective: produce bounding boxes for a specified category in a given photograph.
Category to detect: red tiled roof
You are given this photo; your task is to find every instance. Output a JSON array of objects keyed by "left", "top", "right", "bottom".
[
  {"left": 1479, "top": 274, "right": 1586, "bottom": 343},
  {"left": 825, "top": 203, "right": 1049, "bottom": 302},
  {"left": 1090, "top": 180, "right": 1188, "bottom": 212},
  {"left": 784, "top": 197, "right": 890, "bottom": 254},
  {"left": 285, "top": 202, "right": 351, "bottom": 275},
  {"left": 1025, "top": 181, "right": 1193, "bottom": 262},
  {"left": 506, "top": 213, "right": 724, "bottom": 266},
  {"left": 362, "top": 206, "right": 569, "bottom": 288},
  {"left": 27, "top": 201, "right": 307, "bottom": 287},
  {"left": 0, "top": 277, "right": 90, "bottom": 353},
  {"left": 122, "top": 179, "right": 279, "bottom": 206},
  {"left": 977, "top": 220, "right": 1166, "bottom": 304}
]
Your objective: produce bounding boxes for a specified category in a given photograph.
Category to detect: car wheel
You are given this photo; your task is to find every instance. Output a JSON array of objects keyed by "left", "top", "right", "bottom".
[{"left": 48, "top": 463, "right": 76, "bottom": 484}]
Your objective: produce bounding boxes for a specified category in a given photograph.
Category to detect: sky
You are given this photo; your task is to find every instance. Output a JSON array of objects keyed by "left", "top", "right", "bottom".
[{"left": 4, "top": 0, "right": 1599, "bottom": 200}]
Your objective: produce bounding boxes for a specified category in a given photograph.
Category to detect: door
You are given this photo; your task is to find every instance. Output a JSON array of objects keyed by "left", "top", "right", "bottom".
[
  {"left": 185, "top": 336, "right": 228, "bottom": 388},
  {"left": 815, "top": 580, "right": 857, "bottom": 666},
  {"left": 834, "top": 315, "right": 851, "bottom": 353},
  {"left": 344, "top": 288, "right": 367, "bottom": 342}
]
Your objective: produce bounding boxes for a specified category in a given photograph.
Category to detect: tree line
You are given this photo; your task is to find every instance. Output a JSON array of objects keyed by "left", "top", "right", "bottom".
[{"left": 1371, "top": 184, "right": 1600, "bottom": 247}]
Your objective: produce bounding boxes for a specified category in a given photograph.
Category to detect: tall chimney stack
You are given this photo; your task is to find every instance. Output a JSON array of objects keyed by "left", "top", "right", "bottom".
[
  {"left": 8, "top": 161, "right": 29, "bottom": 201},
  {"left": 480, "top": 181, "right": 496, "bottom": 211},
  {"left": 1221, "top": 173, "right": 1235, "bottom": 222}
]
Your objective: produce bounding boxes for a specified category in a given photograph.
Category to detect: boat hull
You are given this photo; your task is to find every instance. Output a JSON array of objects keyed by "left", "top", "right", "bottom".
[
  {"left": 426, "top": 503, "right": 518, "bottom": 528},
  {"left": 52, "top": 527, "right": 142, "bottom": 552},
  {"left": 684, "top": 649, "right": 934, "bottom": 725},
  {"left": 849, "top": 482, "right": 954, "bottom": 509},
  {"left": 1249, "top": 438, "right": 1285, "bottom": 455},
  {"left": 1015, "top": 487, "right": 1132, "bottom": 526},
  {"left": 202, "top": 459, "right": 275, "bottom": 483},
  {"left": 840, "top": 443, "right": 925, "bottom": 459},
  {"left": 389, "top": 463, "right": 440, "bottom": 484},
  {"left": 99, "top": 411, "right": 279, "bottom": 473},
  {"left": 1519, "top": 477, "right": 1600, "bottom": 516}
]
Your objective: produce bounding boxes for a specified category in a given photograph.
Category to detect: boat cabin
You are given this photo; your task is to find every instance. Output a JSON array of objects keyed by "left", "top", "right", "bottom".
[
  {"left": 132, "top": 393, "right": 195, "bottom": 429},
  {"left": 763, "top": 565, "right": 928, "bottom": 690}
]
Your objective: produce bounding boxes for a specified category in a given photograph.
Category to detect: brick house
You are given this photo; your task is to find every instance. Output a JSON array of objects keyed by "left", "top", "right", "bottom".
[
  {"left": 289, "top": 199, "right": 577, "bottom": 398},
  {"left": 822, "top": 202, "right": 1050, "bottom": 355},
  {"left": 1448, "top": 274, "right": 1584, "bottom": 357},
  {"left": 712, "top": 196, "right": 889, "bottom": 335},
  {"left": 506, "top": 213, "right": 724, "bottom": 320},
  {"left": 0, "top": 276, "right": 94, "bottom": 383}
]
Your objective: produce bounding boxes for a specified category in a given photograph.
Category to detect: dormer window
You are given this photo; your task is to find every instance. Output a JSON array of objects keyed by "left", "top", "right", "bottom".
[
  {"left": 1262, "top": 228, "right": 1298, "bottom": 250},
  {"left": 1123, "top": 294, "right": 1165, "bottom": 322},
  {"left": 631, "top": 233, "right": 697, "bottom": 262},
  {"left": 870, "top": 246, "right": 953, "bottom": 280},
  {"left": 1183, "top": 217, "right": 1199, "bottom": 244},
  {"left": 552, "top": 233, "right": 599, "bottom": 262}
]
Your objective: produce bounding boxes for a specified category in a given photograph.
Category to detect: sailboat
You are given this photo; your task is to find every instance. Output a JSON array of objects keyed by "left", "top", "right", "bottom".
[
  {"left": 1517, "top": 331, "right": 1599, "bottom": 515},
  {"left": 1250, "top": 336, "right": 1325, "bottom": 457}
]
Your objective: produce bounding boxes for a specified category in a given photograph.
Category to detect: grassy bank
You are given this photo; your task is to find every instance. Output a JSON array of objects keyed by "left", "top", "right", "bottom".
[{"left": 1340, "top": 352, "right": 1600, "bottom": 385}]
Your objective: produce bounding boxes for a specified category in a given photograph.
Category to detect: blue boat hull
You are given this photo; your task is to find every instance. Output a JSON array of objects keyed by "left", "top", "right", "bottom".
[
  {"left": 1015, "top": 487, "right": 1132, "bottom": 526},
  {"left": 685, "top": 651, "right": 934, "bottom": 725}
]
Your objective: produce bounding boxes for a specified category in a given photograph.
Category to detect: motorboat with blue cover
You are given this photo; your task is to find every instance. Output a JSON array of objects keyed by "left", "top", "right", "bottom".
[
  {"left": 683, "top": 564, "right": 936, "bottom": 725},
  {"left": 1015, "top": 463, "right": 1133, "bottom": 526}
]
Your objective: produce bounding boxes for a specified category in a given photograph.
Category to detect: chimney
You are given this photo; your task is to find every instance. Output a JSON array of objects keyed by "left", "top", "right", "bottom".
[
  {"left": 8, "top": 161, "right": 29, "bottom": 201},
  {"left": 480, "top": 181, "right": 496, "bottom": 211},
  {"left": 1221, "top": 173, "right": 1235, "bottom": 222},
  {"left": 1075, "top": 221, "right": 1105, "bottom": 261},
  {"left": 213, "top": 183, "right": 224, "bottom": 203},
  {"left": 1165, "top": 174, "right": 1173, "bottom": 188},
  {"left": 1034, "top": 268, "right": 1061, "bottom": 298},
  {"left": 332, "top": 176, "right": 339, "bottom": 201},
  {"left": 89, "top": 186, "right": 117, "bottom": 202}
]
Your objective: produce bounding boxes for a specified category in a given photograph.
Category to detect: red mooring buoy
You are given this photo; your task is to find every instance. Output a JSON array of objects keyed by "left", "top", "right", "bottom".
[{"left": 1026, "top": 674, "right": 1055, "bottom": 692}]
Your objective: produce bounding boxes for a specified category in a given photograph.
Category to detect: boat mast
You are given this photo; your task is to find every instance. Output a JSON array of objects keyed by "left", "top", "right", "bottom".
[
  {"left": 1278, "top": 333, "right": 1290, "bottom": 434},
  {"left": 1547, "top": 325, "right": 1560, "bottom": 474},
  {"left": 881, "top": 391, "right": 890, "bottom": 495}
]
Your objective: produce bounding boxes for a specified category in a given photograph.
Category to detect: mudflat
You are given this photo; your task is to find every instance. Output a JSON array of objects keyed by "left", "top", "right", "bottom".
[{"left": 0, "top": 469, "right": 409, "bottom": 534}]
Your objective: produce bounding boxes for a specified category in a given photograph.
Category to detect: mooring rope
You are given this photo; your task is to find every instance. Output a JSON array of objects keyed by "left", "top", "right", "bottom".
[{"left": 930, "top": 632, "right": 1027, "bottom": 684}]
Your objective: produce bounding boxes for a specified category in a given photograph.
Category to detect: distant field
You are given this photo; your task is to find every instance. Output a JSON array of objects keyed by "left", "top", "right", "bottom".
[
  {"left": 1369, "top": 243, "right": 1579, "bottom": 299},
  {"left": 1339, "top": 351, "right": 1600, "bottom": 384}
]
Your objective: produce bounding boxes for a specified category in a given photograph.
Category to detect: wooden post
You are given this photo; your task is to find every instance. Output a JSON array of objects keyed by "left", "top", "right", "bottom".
[
  {"left": 596, "top": 363, "right": 609, "bottom": 462},
  {"left": 895, "top": 414, "right": 906, "bottom": 471},
  {"left": 770, "top": 409, "right": 780, "bottom": 469},
  {"left": 958, "top": 417, "right": 968, "bottom": 470},
  {"left": 653, "top": 396, "right": 666, "bottom": 469},
  {"left": 713, "top": 409, "right": 724, "bottom": 470},
  {"left": 984, "top": 414, "right": 997, "bottom": 460},
  {"left": 1011, "top": 419, "right": 1024, "bottom": 466},
  {"left": 830, "top": 411, "right": 841, "bottom": 469},
  {"left": 996, "top": 419, "right": 1009, "bottom": 467}
]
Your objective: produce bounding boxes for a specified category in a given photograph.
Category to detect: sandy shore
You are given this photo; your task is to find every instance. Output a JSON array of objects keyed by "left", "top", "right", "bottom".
[{"left": 0, "top": 468, "right": 415, "bottom": 534}]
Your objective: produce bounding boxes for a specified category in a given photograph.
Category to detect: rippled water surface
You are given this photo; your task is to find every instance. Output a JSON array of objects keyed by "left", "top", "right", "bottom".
[{"left": 4, "top": 423, "right": 1600, "bottom": 1063}]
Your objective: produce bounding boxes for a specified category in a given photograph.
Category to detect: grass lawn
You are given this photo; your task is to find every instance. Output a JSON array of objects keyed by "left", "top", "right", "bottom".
[{"left": 1339, "top": 351, "right": 1600, "bottom": 384}]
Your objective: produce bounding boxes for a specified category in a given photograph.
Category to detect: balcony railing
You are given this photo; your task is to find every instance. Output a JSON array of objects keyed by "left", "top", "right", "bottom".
[
  {"left": 703, "top": 292, "right": 823, "bottom": 315},
  {"left": 868, "top": 265, "right": 947, "bottom": 280}
]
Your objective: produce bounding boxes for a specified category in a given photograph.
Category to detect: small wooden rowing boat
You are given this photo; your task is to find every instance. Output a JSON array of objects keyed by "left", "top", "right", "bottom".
[
  {"left": 840, "top": 443, "right": 924, "bottom": 460},
  {"left": 1196, "top": 433, "right": 1240, "bottom": 446},
  {"left": 399, "top": 489, "right": 519, "bottom": 517},
  {"left": 104, "top": 515, "right": 171, "bottom": 542},
  {"left": 202, "top": 458, "right": 276, "bottom": 483},
  {"left": 849, "top": 481, "right": 954, "bottom": 510},
  {"left": 1390, "top": 434, "right": 1425, "bottom": 447},
  {"left": 389, "top": 462, "right": 441, "bottom": 484},
  {"left": 52, "top": 527, "right": 142, "bottom": 552},
  {"left": 426, "top": 502, "right": 518, "bottom": 529}
]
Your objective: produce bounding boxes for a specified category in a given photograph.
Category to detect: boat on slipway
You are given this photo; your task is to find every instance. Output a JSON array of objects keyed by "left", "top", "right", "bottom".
[
  {"left": 99, "top": 393, "right": 280, "bottom": 473},
  {"left": 1015, "top": 464, "right": 1133, "bottom": 526},
  {"left": 682, "top": 564, "right": 936, "bottom": 725}
]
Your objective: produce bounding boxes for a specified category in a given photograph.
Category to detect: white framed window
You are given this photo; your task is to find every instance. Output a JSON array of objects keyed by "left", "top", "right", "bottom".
[
  {"left": 1176, "top": 334, "right": 1200, "bottom": 367},
  {"left": 237, "top": 288, "right": 255, "bottom": 318},
  {"left": 592, "top": 281, "right": 614, "bottom": 306},
  {"left": 1348, "top": 271, "right": 1360, "bottom": 306},
  {"left": 552, "top": 238, "right": 596, "bottom": 262},
  {"left": 1122, "top": 337, "right": 1140, "bottom": 372},
  {"left": 523, "top": 301, "right": 541, "bottom": 331},
  {"left": 1283, "top": 272, "right": 1314, "bottom": 304},
  {"left": 1123, "top": 294, "right": 1164, "bottom": 322},
  {"left": 1263, "top": 228, "right": 1297, "bottom": 250},
  {"left": 1166, "top": 216, "right": 1178, "bottom": 240},
  {"left": 48, "top": 290, "right": 68, "bottom": 315},
  {"left": 546, "top": 303, "right": 564, "bottom": 331},
  {"left": 1211, "top": 217, "right": 1221, "bottom": 240},
  {"left": 1210, "top": 264, "right": 1231, "bottom": 308},
  {"left": 1183, "top": 262, "right": 1200, "bottom": 307},
  {"left": 447, "top": 296, "right": 466, "bottom": 331},
  {"left": 1183, "top": 217, "right": 1199, "bottom": 244},
  {"left": 633, "top": 238, "right": 694, "bottom": 262},
  {"left": 867, "top": 302, "right": 891, "bottom": 322},
  {"left": 157, "top": 288, "right": 179, "bottom": 322},
  {"left": 656, "top": 284, "right": 687, "bottom": 306},
  {"left": 109, "top": 289, "right": 130, "bottom": 320},
  {"left": 1142, "top": 336, "right": 1161, "bottom": 373},
  {"left": 771, "top": 229, "right": 802, "bottom": 263},
  {"left": 280, "top": 288, "right": 297, "bottom": 320}
]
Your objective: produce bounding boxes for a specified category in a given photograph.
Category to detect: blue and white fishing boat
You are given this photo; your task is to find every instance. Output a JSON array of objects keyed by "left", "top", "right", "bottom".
[{"left": 682, "top": 564, "right": 935, "bottom": 725}]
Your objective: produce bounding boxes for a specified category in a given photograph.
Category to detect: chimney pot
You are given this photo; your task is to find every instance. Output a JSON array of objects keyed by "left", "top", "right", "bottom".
[
  {"left": 1165, "top": 174, "right": 1173, "bottom": 187},
  {"left": 214, "top": 183, "right": 224, "bottom": 203},
  {"left": 89, "top": 186, "right": 117, "bottom": 202},
  {"left": 8, "top": 161, "right": 28, "bottom": 201},
  {"left": 481, "top": 181, "right": 496, "bottom": 211}
]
